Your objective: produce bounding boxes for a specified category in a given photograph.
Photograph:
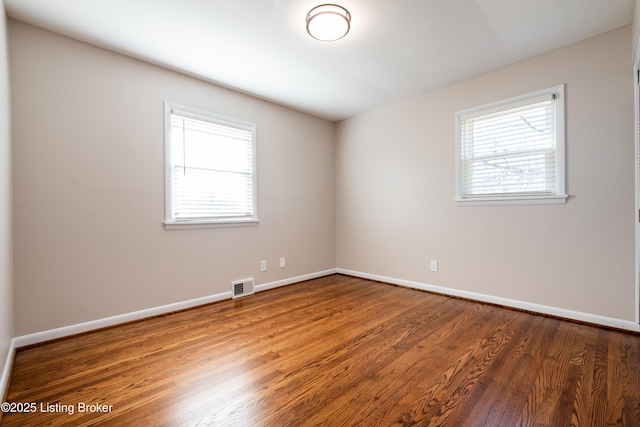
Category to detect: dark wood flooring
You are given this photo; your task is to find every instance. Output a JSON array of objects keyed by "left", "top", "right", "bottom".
[{"left": 2, "top": 274, "right": 640, "bottom": 426}]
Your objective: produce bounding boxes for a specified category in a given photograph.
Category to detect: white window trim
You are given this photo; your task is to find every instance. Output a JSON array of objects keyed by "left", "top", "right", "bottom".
[
  {"left": 163, "top": 102, "right": 259, "bottom": 230},
  {"left": 455, "top": 85, "right": 568, "bottom": 207}
]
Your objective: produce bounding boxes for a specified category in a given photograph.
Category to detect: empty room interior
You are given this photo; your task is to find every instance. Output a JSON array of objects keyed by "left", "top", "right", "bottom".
[{"left": 1, "top": 0, "right": 640, "bottom": 425}]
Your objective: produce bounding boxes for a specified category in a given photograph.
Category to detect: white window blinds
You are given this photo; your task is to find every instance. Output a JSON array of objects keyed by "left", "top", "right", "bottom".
[
  {"left": 456, "top": 85, "right": 566, "bottom": 205},
  {"left": 166, "top": 104, "right": 256, "bottom": 224}
]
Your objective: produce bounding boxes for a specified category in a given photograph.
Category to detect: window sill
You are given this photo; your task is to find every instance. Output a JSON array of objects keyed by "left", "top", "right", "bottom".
[
  {"left": 455, "top": 194, "right": 568, "bottom": 207},
  {"left": 164, "top": 219, "right": 259, "bottom": 230}
]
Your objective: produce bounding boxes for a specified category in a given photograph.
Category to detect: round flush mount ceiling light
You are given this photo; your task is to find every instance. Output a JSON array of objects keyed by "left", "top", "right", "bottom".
[{"left": 306, "top": 4, "right": 351, "bottom": 42}]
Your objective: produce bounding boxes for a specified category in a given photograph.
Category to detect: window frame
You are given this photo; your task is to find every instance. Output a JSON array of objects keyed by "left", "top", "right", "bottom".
[
  {"left": 163, "top": 102, "right": 258, "bottom": 230},
  {"left": 455, "top": 85, "right": 568, "bottom": 206}
]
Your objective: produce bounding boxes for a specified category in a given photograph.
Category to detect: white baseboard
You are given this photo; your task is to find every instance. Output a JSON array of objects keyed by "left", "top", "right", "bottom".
[
  {"left": 13, "top": 268, "right": 337, "bottom": 349},
  {"left": 337, "top": 268, "right": 640, "bottom": 333},
  {"left": 1, "top": 338, "right": 16, "bottom": 401},
  {"left": 13, "top": 292, "right": 230, "bottom": 348},
  {"left": 254, "top": 268, "right": 337, "bottom": 292}
]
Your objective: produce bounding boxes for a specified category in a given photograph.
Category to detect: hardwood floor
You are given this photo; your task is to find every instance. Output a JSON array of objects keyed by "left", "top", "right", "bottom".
[{"left": 2, "top": 274, "right": 640, "bottom": 426}]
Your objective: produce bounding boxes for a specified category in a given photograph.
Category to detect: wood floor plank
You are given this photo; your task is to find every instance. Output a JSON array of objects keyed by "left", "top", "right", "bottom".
[
  {"left": 2, "top": 274, "right": 640, "bottom": 426},
  {"left": 386, "top": 310, "right": 517, "bottom": 426},
  {"left": 465, "top": 313, "right": 542, "bottom": 426}
]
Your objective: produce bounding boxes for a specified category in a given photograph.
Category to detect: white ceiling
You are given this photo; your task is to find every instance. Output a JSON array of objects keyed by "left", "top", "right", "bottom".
[{"left": 3, "top": 0, "right": 636, "bottom": 121}]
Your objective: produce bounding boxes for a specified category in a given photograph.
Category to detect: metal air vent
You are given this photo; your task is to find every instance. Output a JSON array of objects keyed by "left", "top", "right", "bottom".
[{"left": 232, "top": 278, "right": 254, "bottom": 298}]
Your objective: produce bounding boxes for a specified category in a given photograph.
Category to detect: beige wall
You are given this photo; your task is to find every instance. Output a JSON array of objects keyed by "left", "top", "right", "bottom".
[
  {"left": 634, "top": 0, "right": 640, "bottom": 63},
  {"left": 336, "top": 26, "right": 636, "bottom": 321},
  {"left": 10, "top": 21, "right": 336, "bottom": 336},
  {"left": 7, "top": 20, "right": 637, "bottom": 336},
  {"left": 0, "top": 5, "right": 14, "bottom": 382}
]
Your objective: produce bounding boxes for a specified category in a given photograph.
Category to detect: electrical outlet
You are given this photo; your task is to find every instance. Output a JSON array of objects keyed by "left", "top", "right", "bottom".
[
  {"left": 260, "top": 260, "right": 267, "bottom": 272},
  {"left": 280, "top": 257, "right": 286, "bottom": 268},
  {"left": 430, "top": 260, "right": 438, "bottom": 272}
]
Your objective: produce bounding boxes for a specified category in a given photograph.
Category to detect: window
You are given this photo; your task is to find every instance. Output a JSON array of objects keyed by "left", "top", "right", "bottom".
[
  {"left": 455, "top": 85, "right": 567, "bottom": 206},
  {"left": 164, "top": 102, "right": 257, "bottom": 229}
]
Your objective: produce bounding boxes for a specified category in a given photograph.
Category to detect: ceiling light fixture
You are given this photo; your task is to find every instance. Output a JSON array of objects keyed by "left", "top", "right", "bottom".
[{"left": 306, "top": 4, "right": 351, "bottom": 42}]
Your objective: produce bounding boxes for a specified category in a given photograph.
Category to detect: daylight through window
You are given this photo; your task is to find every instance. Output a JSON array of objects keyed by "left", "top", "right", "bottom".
[
  {"left": 455, "top": 85, "right": 567, "bottom": 205},
  {"left": 164, "top": 103, "right": 257, "bottom": 228}
]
